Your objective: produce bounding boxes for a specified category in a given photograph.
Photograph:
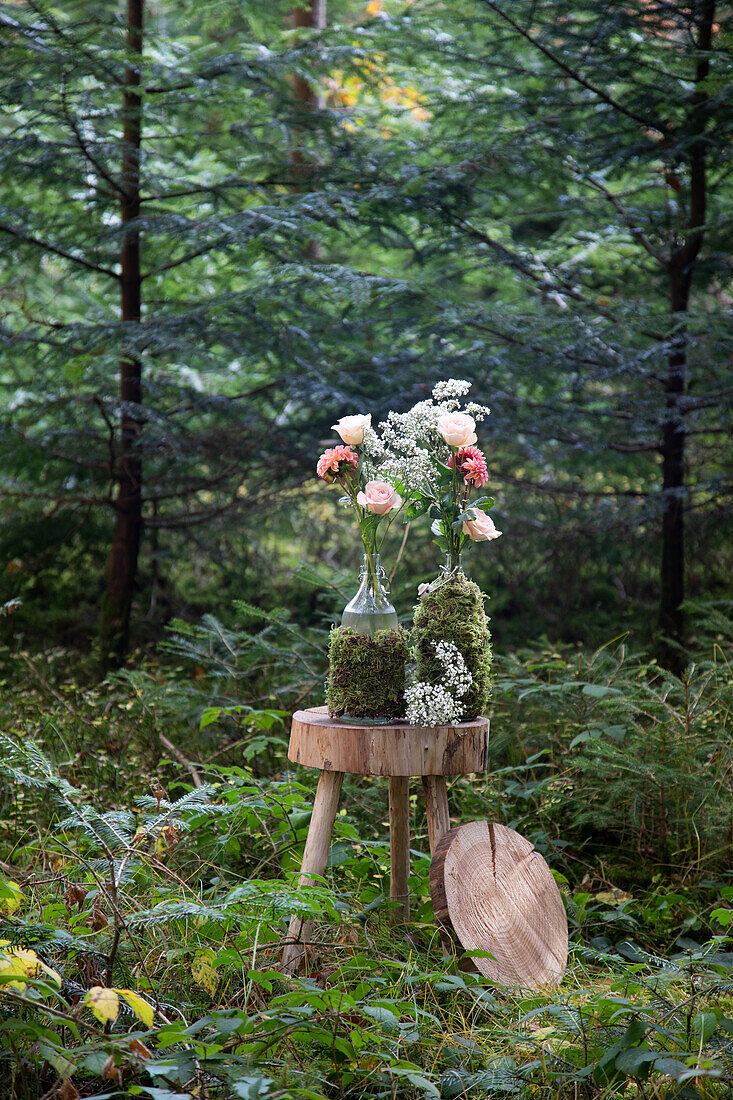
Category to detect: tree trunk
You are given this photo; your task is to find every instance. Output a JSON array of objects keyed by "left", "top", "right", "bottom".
[
  {"left": 659, "top": 267, "right": 690, "bottom": 667},
  {"left": 100, "top": 0, "right": 144, "bottom": 665},
  {"left": 290, "top": 0, "right": 326, "bottom": 260},
  {"left": 291, "top": 0, "right": 326, "bottom": 109},
  {"left": 657, "top": 0, "right": 715, "bottom": 672}
]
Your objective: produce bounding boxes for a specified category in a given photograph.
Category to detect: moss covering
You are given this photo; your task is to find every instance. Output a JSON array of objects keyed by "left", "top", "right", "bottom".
[
  {"left": 411, "top": 573, "right": 492, "bottom": 720},
  {"left": 327, "top": 626, "right": 409, "bottom": 720}
]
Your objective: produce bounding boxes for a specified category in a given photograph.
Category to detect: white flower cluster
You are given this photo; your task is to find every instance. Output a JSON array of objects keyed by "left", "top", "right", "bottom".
[
  {"left": 405, "top": 682, "right": 462, "bottom": 726},
  {"left": 355, "top": 380, "right": 491, "bottom": 494},
  {"left": 464, "top": 400, "right": 492, "bottom": 422},
  {"left": 433, "top": 641, "right": 472, "bottom": 697},
  {"left": 405, "top": 639, "right": 473, "bottom": 726},
  {"left": 378, "top": 399, "right": 443, "bottom": 494},
  {"left": 431, "top": 378, "right": 472, "bottom": 408}
]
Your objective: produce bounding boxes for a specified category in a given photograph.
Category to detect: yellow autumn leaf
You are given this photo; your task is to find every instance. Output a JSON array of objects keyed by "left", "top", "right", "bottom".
[
  {"left": 365, "top": 0, "right": 383, "bottom": 14},
  {"left": 191, "top": 952, "right": 218, "bottom": 997},
  {"left": 0, "top": 942, "right": 61, "bottom": 991},
  {"left": 117, "top": 988, "right": 154, "bottom": 1027},
  {"left": 0, "top": 879, "right": 23, "bottom": 914},
  {"left": 85, "top": 986, "right": 120, "bottom": 1024}
]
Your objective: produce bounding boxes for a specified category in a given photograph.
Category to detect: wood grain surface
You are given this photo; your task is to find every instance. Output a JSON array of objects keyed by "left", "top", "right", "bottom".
[
  {"left": 288, "top": 706, "right": 489, "bottom": 777},
  {"left": 282, "top": 769, "right": 344, "bottom": 973},
  {"left": 430, "top": 820, "right": 567, "bottom": 989}
]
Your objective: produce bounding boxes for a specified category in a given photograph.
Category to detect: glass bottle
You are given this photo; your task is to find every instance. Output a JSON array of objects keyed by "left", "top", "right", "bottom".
[
  {"left": 442, "top": 549, "right": 464, "bottom": 577},
  {"left": 341, "top": 553, "right": 398, "bottom": 635}
]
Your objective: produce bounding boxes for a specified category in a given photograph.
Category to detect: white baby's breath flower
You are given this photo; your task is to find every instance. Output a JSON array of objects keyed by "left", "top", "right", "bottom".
[
  {"left": 432, "top": 378, "right": 472, "bottom": 409},
  {"left": 433, "top": 641, "right": 472, "bottom": 698},
  {"left": 405, "top": 682, "right": 462, "bottom": 726},
  {"left": 464, "top": 400, "right": 491, "bottom": 422},
  {"left": 405, "top": 640, "right": 473, "bottom": 725}
]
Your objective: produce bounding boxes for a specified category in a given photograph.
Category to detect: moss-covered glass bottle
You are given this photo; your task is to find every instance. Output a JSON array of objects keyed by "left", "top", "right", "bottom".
[
  {"left": 341, "top": 553, "right": 398, "bottom": 635},
  {"left": 412, "top": 571, "right": 492, "bottom": 721}
]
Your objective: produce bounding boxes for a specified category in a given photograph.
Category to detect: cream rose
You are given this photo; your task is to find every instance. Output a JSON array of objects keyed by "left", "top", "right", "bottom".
[
  {"left": 357, "top": 481, "right": 402, "bottom": 515},
  {"left": 436, "top": 412, "right": 477, "bottom": 447},
  {"left": 463, "top": 512, "right": 502, "bottom": 541},
  {"left": 331, "top": 413, "right": 372, "bottom": 446}
]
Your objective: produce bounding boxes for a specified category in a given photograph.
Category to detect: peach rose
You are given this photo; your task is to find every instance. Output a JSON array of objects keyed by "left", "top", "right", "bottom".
[
  {"left": 436, "top": 412, "right": 477, "bottom": 447},
  {"left": 331, "top": 413, "right": 372, "bottom": 446},
  {"left": 463, "top": 511, "right": 502, "bottom": 541},
  {"left": 357, "top": 480, "right": 402, "bottom": 515}
]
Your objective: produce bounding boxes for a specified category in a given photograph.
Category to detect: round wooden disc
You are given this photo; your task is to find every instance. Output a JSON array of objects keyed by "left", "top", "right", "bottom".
[
  {"left": 288, "top": 706, "right": 489, "bottom": 777},
  {"left": 430, "top": 821, "right": 567, "bottom": 989}
]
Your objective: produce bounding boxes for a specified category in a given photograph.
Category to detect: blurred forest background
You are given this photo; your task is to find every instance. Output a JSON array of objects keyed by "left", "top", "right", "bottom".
[
  {"left": 1, "top": 0, "right": 730, "bottom": 666},
  {"left": 1, "top": 3, "right": 733, "bottom": 1099}
]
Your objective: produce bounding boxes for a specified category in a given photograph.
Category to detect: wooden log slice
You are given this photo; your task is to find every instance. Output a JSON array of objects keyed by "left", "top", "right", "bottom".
[
  {"left": 288, "top": 706, "right": 489, "bottom": 777},
  {"left": 430, "top": 821, "right": 567, "bottom": 989}
]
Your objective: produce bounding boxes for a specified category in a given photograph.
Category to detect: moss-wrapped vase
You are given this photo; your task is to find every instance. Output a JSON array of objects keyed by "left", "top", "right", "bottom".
[
  {"left": 411, "top": 571, "right": 492, "bottom": 721},
  {"left": 327, "top": 625, "right": 409, "bottom": 721}
]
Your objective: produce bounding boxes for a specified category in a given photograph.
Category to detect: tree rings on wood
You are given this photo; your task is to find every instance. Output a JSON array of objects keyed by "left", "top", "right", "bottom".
[
  {"left": 430, "top": 820, "right": 567, "bottom": 989},
  {"left": 288, "top": 706, "right": 489, "bottom": 777}
]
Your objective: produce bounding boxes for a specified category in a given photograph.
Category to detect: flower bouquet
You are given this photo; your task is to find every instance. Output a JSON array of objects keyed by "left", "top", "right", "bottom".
[
  {"left": 318, "top": 380, "right": 502, "bottom": 726},
  {"left": 376, "top": 379, "right": 501, "bottom": 581},
  {"left": 316, "top": 415, "right": 408, "bottom": 721}
]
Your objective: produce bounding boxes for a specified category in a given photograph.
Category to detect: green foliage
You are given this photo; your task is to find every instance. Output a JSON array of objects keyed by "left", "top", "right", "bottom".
[
  {"left": 326, "top": 625, "right": 409, "bottom": 719},
  {"left": 412, "top": 574, "right": 492, "bottom": 720},
  {"left": 0, "top": 607, "right": 733, "bottom": 1097}
]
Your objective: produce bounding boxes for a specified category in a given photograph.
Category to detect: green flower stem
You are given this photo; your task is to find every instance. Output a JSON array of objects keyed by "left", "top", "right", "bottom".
[{"left": 446, "top": 445, "right": 466, "bottom": 569}]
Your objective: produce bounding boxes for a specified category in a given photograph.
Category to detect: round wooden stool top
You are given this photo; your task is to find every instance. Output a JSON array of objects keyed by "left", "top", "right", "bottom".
[{"left": 288, "top": 705, "right": 489, "bottom": 777}]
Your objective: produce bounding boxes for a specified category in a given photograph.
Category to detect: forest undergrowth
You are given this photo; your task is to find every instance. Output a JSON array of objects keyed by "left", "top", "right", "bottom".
[{"left": 0, "top": 601, "right": 731, "bottom": 1099}]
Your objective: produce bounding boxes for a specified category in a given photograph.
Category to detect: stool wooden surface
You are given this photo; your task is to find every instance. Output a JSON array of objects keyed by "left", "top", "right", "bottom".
[{"left": 282, "top": 706, "right": 489, "bottom": 972}]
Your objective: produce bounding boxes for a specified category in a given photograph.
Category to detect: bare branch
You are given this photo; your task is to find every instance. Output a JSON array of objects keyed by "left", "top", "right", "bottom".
[
  {"left": 478, "top": 0, "right": 669, "bottom": 134},
  {"left": 0, "top": 222, "right": 118, "bottom": 278}
]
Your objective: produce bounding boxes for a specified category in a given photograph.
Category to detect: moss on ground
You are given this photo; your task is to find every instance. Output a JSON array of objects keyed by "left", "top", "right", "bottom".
[
  {"left": 327, "top": 626, "right": 409, "bottom": 720},
  {"left": 411, "top": 573, "right": 492, "bottom": 720}
]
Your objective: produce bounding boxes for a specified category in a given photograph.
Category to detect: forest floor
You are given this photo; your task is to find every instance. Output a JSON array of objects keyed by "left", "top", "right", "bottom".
[{"left": 0, "top": 612, "right": 732, "bottom": 1099}]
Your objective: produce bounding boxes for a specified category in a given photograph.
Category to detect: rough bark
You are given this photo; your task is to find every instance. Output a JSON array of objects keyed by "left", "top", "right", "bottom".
[
  {"left": 658, "top": 0, "right": 715, "bottom": 670},
  {"left": 291, "top": 0, "right": 326, "bottom": 109},
  {"left": 100, "top": 0, "right": 144, "bottom": 664},
  {"left": 290, "top": 0, "right": 326, "bottom": 259}
]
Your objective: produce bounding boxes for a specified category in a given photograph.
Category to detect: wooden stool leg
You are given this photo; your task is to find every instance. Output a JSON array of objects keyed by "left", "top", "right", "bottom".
[
  {"left": 389, "top": 776, "right": 410, "bottom": 922},
  {"left": 282, "top": 769, "right": 344, "bottom": 972},
  {"left": 422, "top": 775, "right": 451, "bottom": 853}
]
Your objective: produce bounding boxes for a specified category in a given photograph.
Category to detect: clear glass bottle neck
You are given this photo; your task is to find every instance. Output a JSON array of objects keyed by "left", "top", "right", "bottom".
[{"left": 443, "top": 551, "right": 463, "bottom": 575}]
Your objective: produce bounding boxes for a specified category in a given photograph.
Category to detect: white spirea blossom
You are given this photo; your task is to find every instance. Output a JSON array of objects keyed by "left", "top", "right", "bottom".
[{"left": 405, "top": 639, "right": 473, "bottom": 725}]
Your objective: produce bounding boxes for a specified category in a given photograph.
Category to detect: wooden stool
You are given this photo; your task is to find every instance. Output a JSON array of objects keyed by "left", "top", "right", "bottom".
[{"left": 282, "top": 705, "right": 489, "bottom": 971}]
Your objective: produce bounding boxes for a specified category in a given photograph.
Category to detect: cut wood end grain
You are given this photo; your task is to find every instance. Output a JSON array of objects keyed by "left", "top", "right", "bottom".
[{"left": 430, "top": 820, "right": 568, "bottom": 990}]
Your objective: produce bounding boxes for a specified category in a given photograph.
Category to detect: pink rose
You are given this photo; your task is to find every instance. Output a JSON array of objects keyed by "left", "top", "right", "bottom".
[
  {"left": 357, "top": 480, "right": 402, "bottom": 515},
  {"left": 436, "top": 412, "right": 477, "bottom": 447},
  {"left": 463, "top": 511, "right": 502, "bottom": 541},
  {"left": 331, "top": 413, "right": 371, "bottom": 446}
]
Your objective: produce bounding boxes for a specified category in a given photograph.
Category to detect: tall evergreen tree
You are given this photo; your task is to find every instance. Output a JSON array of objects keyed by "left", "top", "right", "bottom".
[
  {"left": 0, "top": 0, "right": 432, "bottom": 658},
  {"left": 346, "top": 0, "right": 732, "bottom": 662}
]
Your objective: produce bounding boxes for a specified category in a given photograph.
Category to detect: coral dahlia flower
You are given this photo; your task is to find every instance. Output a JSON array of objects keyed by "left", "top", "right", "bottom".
[
  {"left": 449, "top": 445, "right": 488, "bottom": 488},
  {"left": 316, "top": 444, "right": 359, "bottom": 483}
]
